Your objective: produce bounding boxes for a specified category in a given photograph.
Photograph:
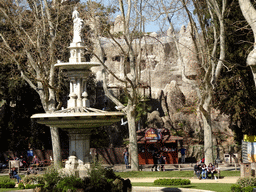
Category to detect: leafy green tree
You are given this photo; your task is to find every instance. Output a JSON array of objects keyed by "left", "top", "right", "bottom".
[
  {"left": 0, "top": 61, "right": 54, "bottom": 151},
  {"left": 213, "top": 0, "right": 256, "bottom": 143}
]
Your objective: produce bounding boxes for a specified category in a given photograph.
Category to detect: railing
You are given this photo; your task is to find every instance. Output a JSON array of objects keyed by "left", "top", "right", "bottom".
[{"left": 104, "top": 162, "right": 241, "bottom": 172}]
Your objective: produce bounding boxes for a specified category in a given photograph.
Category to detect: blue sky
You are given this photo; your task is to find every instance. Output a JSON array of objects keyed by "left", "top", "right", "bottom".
[
  {"left": 80, "top": 0, "right": 162, "bottom": 32},
  {"left": 79, "top": 0, "right": 190, "bottom": 33}
]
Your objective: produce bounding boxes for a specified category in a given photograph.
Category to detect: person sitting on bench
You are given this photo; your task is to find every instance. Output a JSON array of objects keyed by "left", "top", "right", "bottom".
[
  {"left": 201, "top": 164, "right": 207, "bottom": 179},
  {"left": 207, "top": 163, "right": 216, "bottom": 179},
  {"left": 10, "top": 167, "right": 21, "bottom": 183},
  {"left": 27, "top": 166, "right": 37, "bottom": 175},
  {"left": 194, "top": 161, "right": 202, "bottom": 179}
]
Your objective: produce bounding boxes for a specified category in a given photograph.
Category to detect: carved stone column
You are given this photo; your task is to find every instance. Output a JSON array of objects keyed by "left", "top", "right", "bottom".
[{"left": 66, "top": 129, "right": 91, "bottom": 164}]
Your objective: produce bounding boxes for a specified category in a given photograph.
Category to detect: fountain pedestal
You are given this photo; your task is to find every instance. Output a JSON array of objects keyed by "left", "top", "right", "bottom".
[{"left": 67, "top": 129, "right": 91, "bottom": 167}]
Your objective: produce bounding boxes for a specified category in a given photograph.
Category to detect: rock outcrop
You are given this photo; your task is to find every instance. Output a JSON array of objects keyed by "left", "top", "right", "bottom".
[{"left": 90, "top": 18, "right": 233, "bottom": 155}]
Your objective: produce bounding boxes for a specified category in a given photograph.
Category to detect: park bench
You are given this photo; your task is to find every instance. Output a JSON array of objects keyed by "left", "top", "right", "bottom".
[{"left": 193, "top": 167, "right": 221, "bottom": 179}]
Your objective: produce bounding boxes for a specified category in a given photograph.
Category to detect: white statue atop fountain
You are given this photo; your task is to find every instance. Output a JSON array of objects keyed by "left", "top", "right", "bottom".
[
  {"left": 72, "top": 7, "right": 83, "bottom": 43},
  {"left": 68, "top": 7, "right": 86, "bottom": 63}
]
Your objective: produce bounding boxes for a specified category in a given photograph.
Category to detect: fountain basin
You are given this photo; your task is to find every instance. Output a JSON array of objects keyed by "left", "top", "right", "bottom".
[
  {"left": 31, "top": 108, "right": 124, "bottom": 178},
  {"left": 55, "top": 62, "right": 100, "bottom": 70},
  {"left": 31, "top": 110, "right": 124, "bottom": 129}
]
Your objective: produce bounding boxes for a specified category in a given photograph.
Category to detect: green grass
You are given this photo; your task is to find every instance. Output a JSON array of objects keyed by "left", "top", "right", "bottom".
[
  {"left": 116, "top": 170, "right": 240, "bottom": 192},
  {"left": 0, "top": 188, "right": 20, "bottom": 191},
  {"left": 116, "top": 170, "right": 240, "bottom": 178},
  {"left": 0, "top": 175, "right": 26, "bottom": 191},
  {"left": 132, "top": 183, "right": 234, "bottom": 192}
]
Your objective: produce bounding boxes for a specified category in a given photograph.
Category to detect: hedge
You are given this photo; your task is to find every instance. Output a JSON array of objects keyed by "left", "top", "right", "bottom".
[
  {"left": 25, "top": 184, "right": 44, "bottom": 189},
  {"left": 0, "top": 182, "right": 16, "bottom": 188},
  {"left": 154, "top": 178, "right": 191, "bottom": 186}
]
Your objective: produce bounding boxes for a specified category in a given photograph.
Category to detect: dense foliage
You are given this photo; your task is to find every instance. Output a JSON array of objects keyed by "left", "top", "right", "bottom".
[
  {"left": 22, "top": 165, "right": 130, "bottom": 192},
  {"left": 231, "top": 177, "right": 256, "bottom": 192},
  {"left": 213, "top": 0, "right": 256, "bottom": 143},
  {"left": 0, "top": 75, "right": 53, "bottom": 151},
  {"left": 237, "top": 177, "right": 256, "bottom": 188},
  {"left": 0, "top": 182, "right": 15, "bottom": 188},
  {"left": 18, "top": 182, "right": 25, "bottom": 189}
]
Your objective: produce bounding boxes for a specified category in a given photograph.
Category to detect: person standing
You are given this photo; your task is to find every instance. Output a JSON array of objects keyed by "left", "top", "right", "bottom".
[
  {"left": 179, "top": 146, "right": 186, "bottom": 163},
  {"left": 151, "top": 151, "right": 159, "bottom": 171},
  {"left": 33, "top": 155, "right": 39, "bottom": 165},
  {"left": 20, "top": 155, "right": 28, "bottom": 168},
  {"left": 159, "top": 152, "right": 166, "bottom": 171},
  {"left": 123, "top": 148, "right": 129, "bottom": 169}
]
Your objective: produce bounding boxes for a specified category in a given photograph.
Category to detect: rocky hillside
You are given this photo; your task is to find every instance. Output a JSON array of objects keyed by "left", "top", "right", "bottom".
[{"left": 90, "top": 19, "right": 236, "bottom": 159}]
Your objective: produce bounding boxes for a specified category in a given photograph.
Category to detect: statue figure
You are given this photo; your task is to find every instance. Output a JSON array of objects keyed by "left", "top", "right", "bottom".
[
  {"left": 72, "top": 7, "right": 79, "bottom": 19},
  {"left": 72, "top": 7, "right": 83, "bottom": 43}
]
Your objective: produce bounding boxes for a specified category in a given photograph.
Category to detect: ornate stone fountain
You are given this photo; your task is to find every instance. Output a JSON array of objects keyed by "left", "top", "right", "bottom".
[{"left": 31, "top": 8, "right": 124, "bottom": 177}]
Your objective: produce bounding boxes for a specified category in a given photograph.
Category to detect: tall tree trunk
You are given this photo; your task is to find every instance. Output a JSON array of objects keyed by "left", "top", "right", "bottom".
[
  {"left": 200, "top": 93, "right": 214, "bottom": 165},
  {"left": 126, "top": 100, "right": 139, "bottom": 171},
  {"left": 50, "top": 126, "right": 62, "bottom": 167},
  {"left": 202, "top": 112, "right": 213, "bottom": 165}
]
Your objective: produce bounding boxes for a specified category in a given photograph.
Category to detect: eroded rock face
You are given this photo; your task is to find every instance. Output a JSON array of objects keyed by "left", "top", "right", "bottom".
[
  {"left": 178, "top": 24, "right": 200, "bottom": 79},
  {"left": 163, "top": 80, "right": 185, "bottom": 116},
  {"left": 147, "top": 110, "right": 164, "bottom": 128},
  {"left": 92, "top": 18, "right": 233, "bottom": 151},
  {"left": 97, "top": 24, "right": 200, "bottom": 100},
  {"left": 110, "top": 15, "right": 125, "bottom": 34}
]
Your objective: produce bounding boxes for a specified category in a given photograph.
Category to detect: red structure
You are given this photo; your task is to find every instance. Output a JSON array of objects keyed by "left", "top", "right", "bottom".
[{"left": 137, "top": 128, "right": 183, "bottom": 165}]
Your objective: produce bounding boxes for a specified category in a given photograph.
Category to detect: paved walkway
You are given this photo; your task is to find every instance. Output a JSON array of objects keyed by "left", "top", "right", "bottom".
[
  {"left": 128, "top": 176, "right": 239, "bottom": 184},
  {"left": 130, "top": 177, "right": 239, "bottom": 192},
  {"left": 132, "top": 187, "right": 214, "bottom": 192}
]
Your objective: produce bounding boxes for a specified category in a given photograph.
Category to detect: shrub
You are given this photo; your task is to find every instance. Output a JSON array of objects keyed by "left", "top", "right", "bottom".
[
  {"left": 0, "top": 182, "right": 16, "bottom": 188},
  {"left": 237, "top": 177, "right": 256, "bottom": 188},
  {"left": 18, "top": 163, "right": 127, "bottom": 192},
  {"left": 231, "top": 184, "right": 242, "bottom": 192},
  {"left": 242, "top": 186, "right": 255, "bottom": 192},
  {"left": 18, "top": 182, "right": 25, "bottom": 189},
  {"left": 87, "top": 165, "right": 121, "bottom": 192},
  {"left": 56, "top": 175, "right": 84, "bottom": 192},
  {"left": 23, "top": 175, "right": 44, "bottom": 185},
  {"left": 0, "top": 177, "right": 12, "bottom": 183},
  {"left": 154, "top": 178, "right": 191, "bottom": 186},
  {"left": 154, "top": 179, "right": 173, "bottom": 185},
  {"left": 43, "top": 167, "right": 61, "bottom": 191},
  {"left": 180, "top": 179, "right": 190, "bottom": 185},
  {"left": 25, "top": 184, "right": 44, "bottom": 189}
]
